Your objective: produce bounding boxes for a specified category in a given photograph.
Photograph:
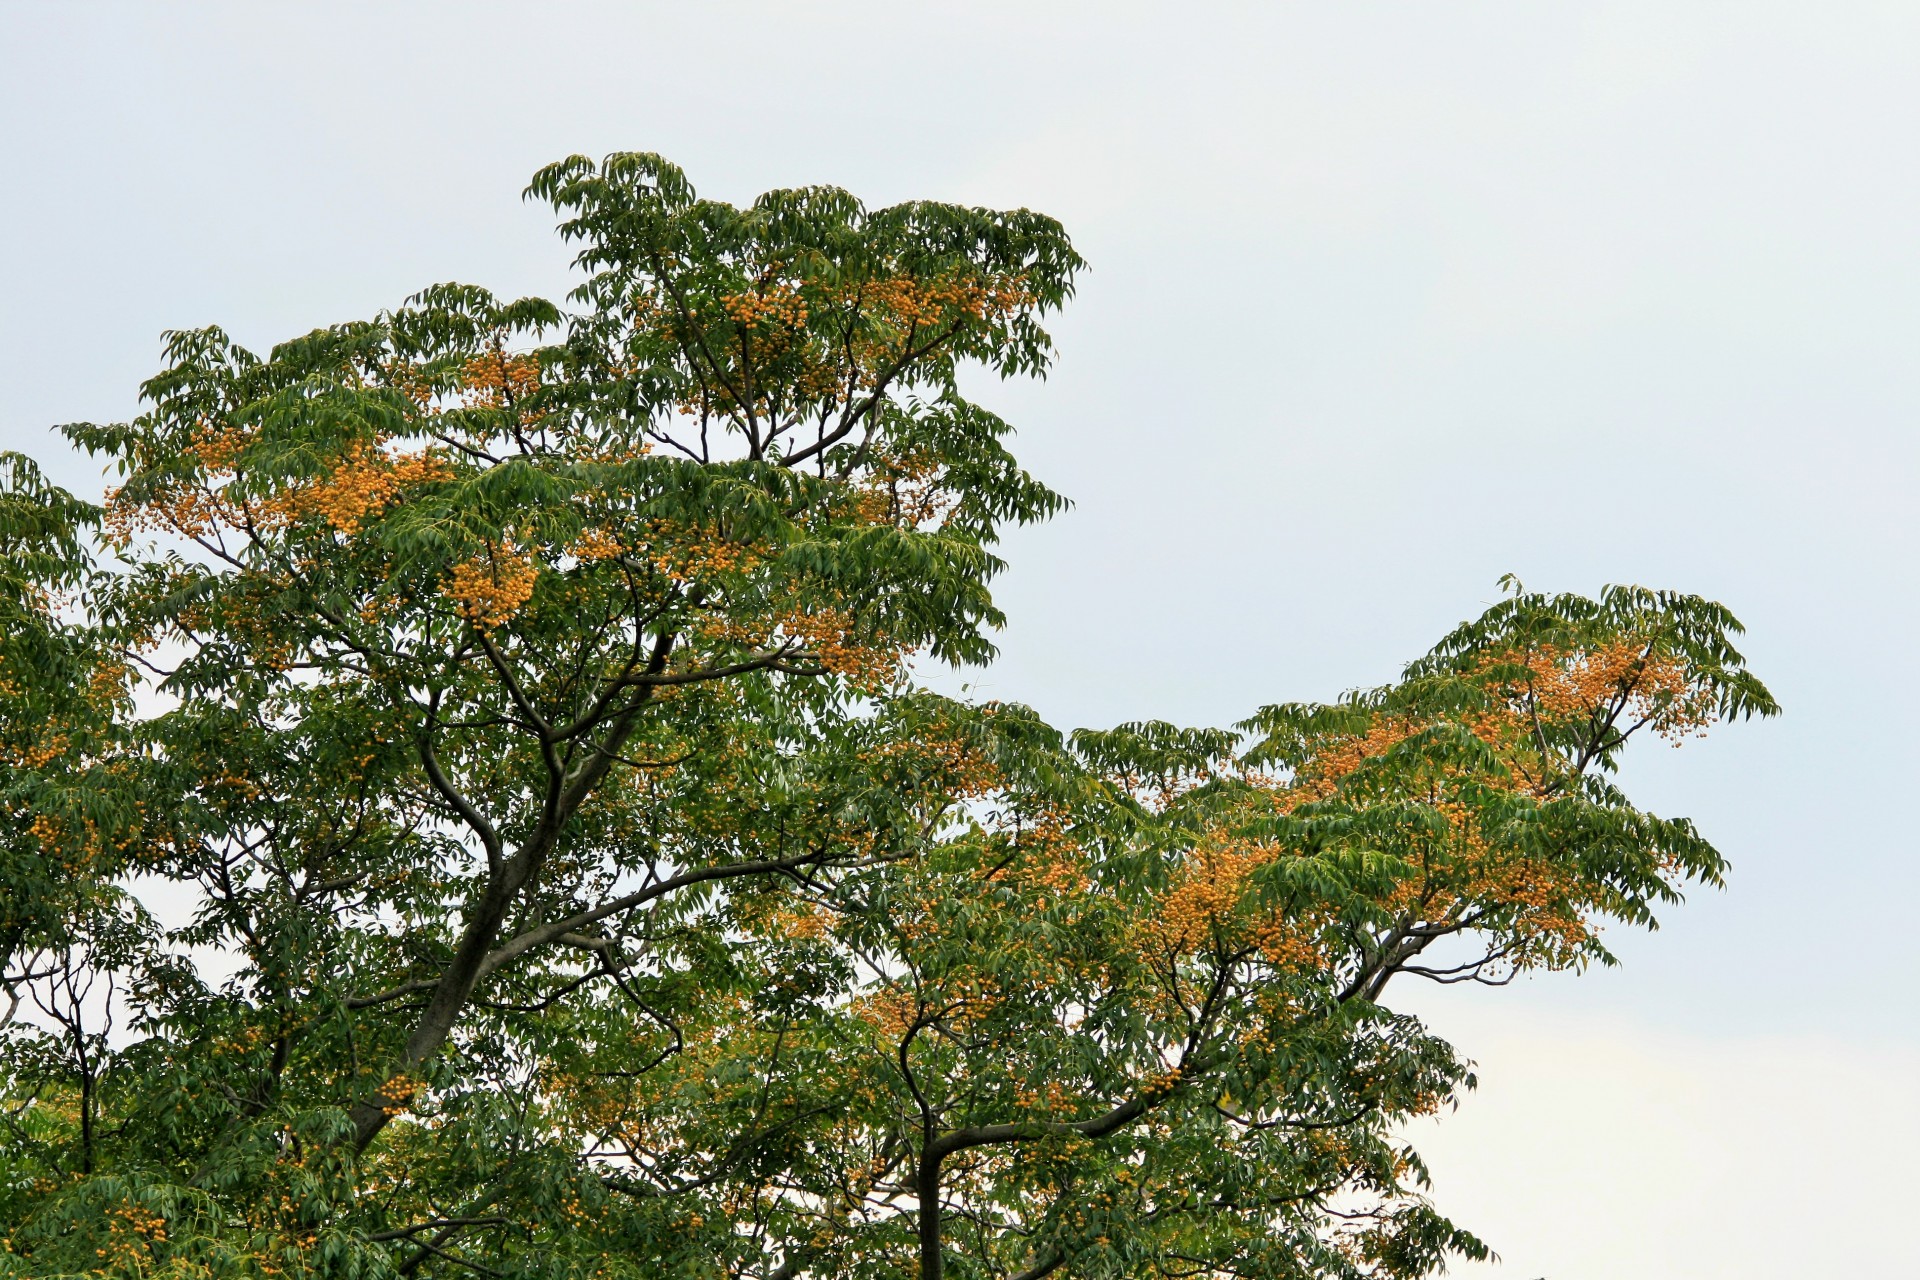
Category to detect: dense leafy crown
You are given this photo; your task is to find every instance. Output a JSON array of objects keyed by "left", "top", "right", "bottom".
[{"left": 0, "top": 155, "right": 1774, "bottom": 1280}]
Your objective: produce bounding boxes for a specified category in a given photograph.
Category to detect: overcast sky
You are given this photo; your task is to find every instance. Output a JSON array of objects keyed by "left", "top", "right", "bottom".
[{"left": 5, "top": 4, "right": 1915, "bottom": 1274}]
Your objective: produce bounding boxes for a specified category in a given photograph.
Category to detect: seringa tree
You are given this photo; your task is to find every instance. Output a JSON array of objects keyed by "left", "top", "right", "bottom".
[
  {"left": 527, "top": 588, "right": 1773, "bottom": 1280},
  {"left": 0, "top": 154, "right": 1775, "bottom": 1280}
]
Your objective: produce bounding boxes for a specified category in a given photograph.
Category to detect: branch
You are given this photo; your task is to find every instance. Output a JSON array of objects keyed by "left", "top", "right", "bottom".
[
  {"left": 475, "top": 630, "right": 557, "bottom": 742},
  {"left": 370, "top": 1216, "right": 508, "bottom": 1242},
  {"left": 1009, "top": 1251, "right": 1067, "bottom": 1280},
  {"left": 346, "top": 977, "right": 438, "bottom": 1010},
  {"left": 780, "top": 324, "right": 961, "bottom": 470},
  {"left": 477, "top": 849, "right": 828, "bottom": 981},
  {"left": 417, "top": 723, "right": 503, "bottom": 874},
  {"left": 618, "top": 646, "right": 813, "bottom": 690},
  {"left": 397, "top": 1235, "right": 502, "bottom": 1278},
  {"left": 929, "top": 1089, "right": 1157, "bottom": 1160}
]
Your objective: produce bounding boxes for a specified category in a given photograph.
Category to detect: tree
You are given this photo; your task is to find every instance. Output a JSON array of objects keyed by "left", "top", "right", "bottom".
[
  {"left": 522, "top": 589, "right": 1771, "bottom": 1280},
  {"left": 0, "top": 154, "right": 1775, "bottom": 1279}
]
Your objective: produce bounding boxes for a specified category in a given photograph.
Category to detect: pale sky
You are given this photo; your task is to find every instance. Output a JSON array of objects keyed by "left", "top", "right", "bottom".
[{"left": 4, "top": 4, "right": 1915, "bottom": 1274}]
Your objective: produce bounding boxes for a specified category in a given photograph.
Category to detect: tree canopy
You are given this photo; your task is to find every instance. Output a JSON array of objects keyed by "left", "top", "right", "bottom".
[{"left": 0, "top": 153, "right": 1776, "bottom": 1280}]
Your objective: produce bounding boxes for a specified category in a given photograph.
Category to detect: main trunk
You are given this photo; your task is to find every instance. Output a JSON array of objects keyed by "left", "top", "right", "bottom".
[{"left": 917, "top": 1150, "right": 944, "bottom": 1280}]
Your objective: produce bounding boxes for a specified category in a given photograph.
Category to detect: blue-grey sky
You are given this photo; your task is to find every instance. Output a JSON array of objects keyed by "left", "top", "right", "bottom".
[{"left": 5, "top": 4, "right": 1914, "bottom": 1273}]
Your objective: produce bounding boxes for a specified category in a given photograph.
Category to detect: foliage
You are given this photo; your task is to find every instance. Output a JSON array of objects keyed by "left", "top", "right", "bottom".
[{"left": 0, "top": 154, "right": 1775, "bottom": 1279}]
